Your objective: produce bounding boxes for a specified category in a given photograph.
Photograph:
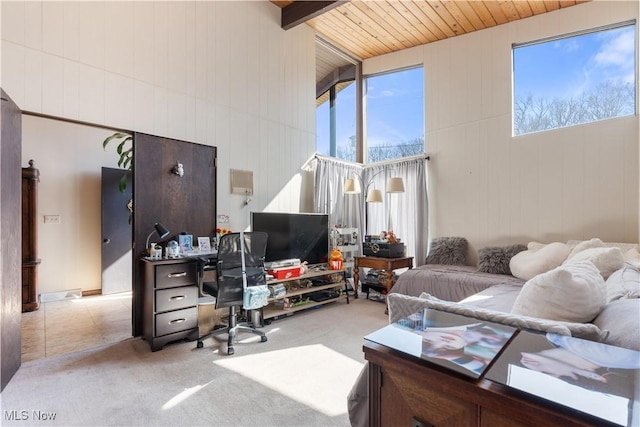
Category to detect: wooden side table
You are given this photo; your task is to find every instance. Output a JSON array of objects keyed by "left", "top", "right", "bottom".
[{"left": 353, "top": 256, "right": 413, "bottom": 298}]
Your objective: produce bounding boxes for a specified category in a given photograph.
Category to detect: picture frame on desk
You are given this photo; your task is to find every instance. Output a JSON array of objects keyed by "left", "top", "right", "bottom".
[
  {"left": 197, "top": 237, "right": 211, "bottom": 251},
  {"left": 178, "top": 234, "right": 193, "bottom": 252}
]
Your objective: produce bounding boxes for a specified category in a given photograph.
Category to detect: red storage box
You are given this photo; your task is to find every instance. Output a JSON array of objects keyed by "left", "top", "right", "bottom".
[{"left": 268, "top": 266, "right": 301, "bottom": 280}]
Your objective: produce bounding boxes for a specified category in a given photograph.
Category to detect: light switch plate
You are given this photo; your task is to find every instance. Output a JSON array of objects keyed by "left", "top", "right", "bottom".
[{"left": 44, "top": 215, "right": 61, "bottom": 224}]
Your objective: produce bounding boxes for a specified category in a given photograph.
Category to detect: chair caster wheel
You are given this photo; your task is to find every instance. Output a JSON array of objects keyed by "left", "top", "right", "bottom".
[
  {"left": 261, "top": 336, "right": 268, "bottom": 342},
  {"left": 196, "top": 341, "right": 203, "bottom": 349}
]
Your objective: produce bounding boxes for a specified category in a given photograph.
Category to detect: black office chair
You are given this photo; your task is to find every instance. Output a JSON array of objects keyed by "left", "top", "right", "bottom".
[{"left": 196, "top": 231, "right": 269, "bottom": 355}]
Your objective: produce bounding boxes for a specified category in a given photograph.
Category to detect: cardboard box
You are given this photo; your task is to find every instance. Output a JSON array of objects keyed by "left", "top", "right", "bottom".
[{"left": 268, "top": 266, "right": 301, "bottom": 280}]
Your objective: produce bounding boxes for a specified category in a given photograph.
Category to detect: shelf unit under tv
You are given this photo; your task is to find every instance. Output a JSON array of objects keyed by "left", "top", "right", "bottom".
[{"left": 262, "top": 267, "right": 348, "bottom": 320}]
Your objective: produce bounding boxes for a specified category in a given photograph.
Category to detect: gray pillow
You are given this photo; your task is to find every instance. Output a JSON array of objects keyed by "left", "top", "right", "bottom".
[
  {"left": 592, "top": 298, "right": 640, "bottom": 350},
  {"left": 425, "top": 237, "right": 468, "bottom": 265},
  {"left": 477, "top": 244, "right": 527, "bottom": 275}
]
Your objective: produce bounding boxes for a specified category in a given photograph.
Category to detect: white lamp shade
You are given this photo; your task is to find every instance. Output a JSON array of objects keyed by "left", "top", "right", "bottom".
[
  {"left": 366, "top": 189, "right": 383, "bottom": 203},
  {"left": 386, "top": 177, "right": 405, "bottom": 193},
  {"left": 344, "top": 178, "right": 360, "bottom": 194}
]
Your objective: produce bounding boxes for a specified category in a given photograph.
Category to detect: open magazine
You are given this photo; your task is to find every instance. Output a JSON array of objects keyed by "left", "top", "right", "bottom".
[
  {"left": 365, "top": 308, "right": 517, "bottom": 379},
  {"left": 485, "top": 330, "right": 640, "bottom": 427}
]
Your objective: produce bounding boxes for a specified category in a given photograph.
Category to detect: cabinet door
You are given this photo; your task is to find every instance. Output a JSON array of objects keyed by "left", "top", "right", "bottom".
[
  {"left": 369, "top": 363, "right": 478, "bottom": 427},
  {"left": 373, "top": 363, "right": 477, "bottom": 427},
  {"left": 1, "top": 89, "right": 22, "bottom": 391}
]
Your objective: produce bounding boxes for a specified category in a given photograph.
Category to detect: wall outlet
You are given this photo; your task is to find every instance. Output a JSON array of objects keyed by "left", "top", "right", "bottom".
[
  {"left": 44, "top": 215, "right": 61, "bottom": 224},
  {"left": 217, "top": 214, "right": 230, "bottom": 223}
]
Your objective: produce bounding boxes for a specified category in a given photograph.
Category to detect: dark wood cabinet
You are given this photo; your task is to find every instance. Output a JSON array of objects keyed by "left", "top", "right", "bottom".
[
  {"left": 142, "top": 258, "right": 199, "bottom": 351},
  {"left": 364, "top": 342, "right": 617, "bottom": 427},
  {"left": 22, "top": 160, "right": 40, "bottom": 312}
]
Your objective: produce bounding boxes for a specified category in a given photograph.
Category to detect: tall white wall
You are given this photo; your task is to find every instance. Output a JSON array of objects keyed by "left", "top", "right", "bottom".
[
  {"left": 365, "top": 0, "right": 639, "bottom": 262},
  {"left": 1, "top": 1, "right": 316, "bottom": 293}
]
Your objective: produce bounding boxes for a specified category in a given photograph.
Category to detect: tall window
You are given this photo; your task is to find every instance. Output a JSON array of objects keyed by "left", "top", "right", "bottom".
[
  {"left": 365, "top": 67, "right": 424, "bottom": 162},
  {"left": 513, "top": 22, "right": 636, "bottom": 136},
  {"left": 316, "top": 81, "right": 356, "bottom": 162}
]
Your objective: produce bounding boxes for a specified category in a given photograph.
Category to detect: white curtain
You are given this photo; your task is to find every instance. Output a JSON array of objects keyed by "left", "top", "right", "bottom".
[
  {"left": 313, "top": 155, "right": 363, "bottom": 237},
  {"left": 314, "top": 155, "right": 429, "bottom": 265},
  {"left": 365, "top": 157, "right": 429, "bottom": 265}
]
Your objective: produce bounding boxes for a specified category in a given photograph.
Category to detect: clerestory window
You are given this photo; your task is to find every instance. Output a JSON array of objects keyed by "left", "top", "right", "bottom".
[
  {"left": 364, "top": 67, "right": 425, "bottom": 162},
  {"left": 513, "top": 21, "right": 636, "bottom": 136}
]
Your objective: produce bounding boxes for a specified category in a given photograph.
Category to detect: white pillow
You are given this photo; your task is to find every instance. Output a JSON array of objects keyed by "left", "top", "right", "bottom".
[
  {"left": 511, "top": 261, "right": 606, "bottom": 323},
  {"left": 509, "top": 242, "right": 571, "bottom": 281},
  {"left": 605, "top": 242, "right": 640, "bottom": 253},
  {"left": 624, "top": 248, "right": 640, "bottom": 268},
  {"left": 605, "top": 265, "right": 640, "bottom": 302},
  {"left": 563, "top": 246, "right": 624, "bottom": 279},
  {"left": 566, "top": 238, "right": 605, "bottom": 259},
  {"left": 527, "top": 241, "right": 546, "bottom": 251}
]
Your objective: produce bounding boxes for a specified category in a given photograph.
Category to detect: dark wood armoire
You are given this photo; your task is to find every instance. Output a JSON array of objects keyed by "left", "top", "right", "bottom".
[{"left": 22, "top": 159, "right": 40, "bottom": 312}]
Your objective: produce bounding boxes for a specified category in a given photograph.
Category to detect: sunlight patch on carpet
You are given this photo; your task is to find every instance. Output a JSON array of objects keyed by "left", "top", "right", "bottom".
[
  {"left": 162, "top": 381, "right": 214, "bottom": 410},
  {"left": 214, "top": 344, "right": 364, "bottom": 417}
]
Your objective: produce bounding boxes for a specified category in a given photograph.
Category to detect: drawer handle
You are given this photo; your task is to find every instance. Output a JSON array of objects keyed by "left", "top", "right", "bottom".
[
  {"left": 170, "top": 295, "right": 186, "bottom": 301},
  {"left": 169, "top": 318, "right": 186, "bottom": 324},
  {"left": 167, "top": 272, "right": 187, "bottom": 278}
]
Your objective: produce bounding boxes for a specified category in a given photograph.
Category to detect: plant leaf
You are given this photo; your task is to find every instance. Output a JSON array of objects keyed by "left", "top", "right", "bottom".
[
  {"left": 103, "top": 132, "right": 130, "bottom": 150},
  {"left": 118, "top": 174, "right": 128, "bottom": 193}
]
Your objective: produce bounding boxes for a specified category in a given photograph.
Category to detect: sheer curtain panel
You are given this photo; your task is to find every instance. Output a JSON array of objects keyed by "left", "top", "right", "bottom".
[
  {"left": 313, "top": 155, "right": 429, "bottom": 266},
  {"left": 313, "top": 155, "right": 363, "bottom": 237},
  {"left": 365, "top": 157, "right": 429, "bottom": 265}
]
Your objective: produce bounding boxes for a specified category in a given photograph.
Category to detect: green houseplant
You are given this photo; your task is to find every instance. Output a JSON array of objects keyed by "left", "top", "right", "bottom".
[{"left": 103, "top": 132, "right": 132, "bottom": 193}]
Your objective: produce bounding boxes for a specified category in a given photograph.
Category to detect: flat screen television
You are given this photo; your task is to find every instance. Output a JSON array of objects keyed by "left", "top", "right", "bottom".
[{"left": 250, "top": 212, "right": 329, "bottom": 266}]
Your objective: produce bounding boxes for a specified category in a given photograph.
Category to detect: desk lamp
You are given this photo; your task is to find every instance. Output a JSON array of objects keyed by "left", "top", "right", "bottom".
[{"left": 146, "top": 222, "right": 170, "bottom": 251}]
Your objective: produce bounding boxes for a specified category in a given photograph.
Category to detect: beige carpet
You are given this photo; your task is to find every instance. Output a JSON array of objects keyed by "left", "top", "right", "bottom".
[{"left": 1, "top": 297, "right": 388, "bottom": 427}]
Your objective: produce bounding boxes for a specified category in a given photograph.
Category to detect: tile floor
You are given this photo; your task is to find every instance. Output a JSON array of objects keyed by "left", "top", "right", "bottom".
[{"left": 21, "top": 292, "right": 133, "bottom": 363}]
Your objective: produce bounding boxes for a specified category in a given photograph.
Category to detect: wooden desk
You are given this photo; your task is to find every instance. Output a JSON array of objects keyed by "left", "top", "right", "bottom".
[{"left": 353, "top": 256, "right": 413, "bottom": 298}]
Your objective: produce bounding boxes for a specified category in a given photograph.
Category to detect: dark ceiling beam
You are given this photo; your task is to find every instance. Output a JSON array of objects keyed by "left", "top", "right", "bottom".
[
  {"left": 316, "top": 64, "right": 355, "bottom": 98},
  {"left": 282, "top": 1, "right": 348, "bottom": 30}
]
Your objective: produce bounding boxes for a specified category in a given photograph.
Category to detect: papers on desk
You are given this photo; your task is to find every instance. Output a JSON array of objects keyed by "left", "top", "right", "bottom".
[
  {"left": 142, "top": 249, "right": 218, "bottom": 261},
  {"left": 182, "top": 249, "right": 218, "bottom": 257}
]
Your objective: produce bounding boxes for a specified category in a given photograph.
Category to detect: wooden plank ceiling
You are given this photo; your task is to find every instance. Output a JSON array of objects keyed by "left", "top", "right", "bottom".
[{"left": 273, "top": 0, "right": 589, "bottom": 60}]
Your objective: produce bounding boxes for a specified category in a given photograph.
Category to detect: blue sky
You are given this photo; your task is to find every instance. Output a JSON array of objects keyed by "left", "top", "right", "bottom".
[
  {"left": 318, "top": 23, "right": 636, "bottom": 157},
  {"left": 316, "top": 67, "right": 424, "bottom": 158},
  {"left": 514, "top": 24, "right": 636, "bottom": 100},
  {"left": 365, "top": 67, "right": 424, "bottom": 148}
]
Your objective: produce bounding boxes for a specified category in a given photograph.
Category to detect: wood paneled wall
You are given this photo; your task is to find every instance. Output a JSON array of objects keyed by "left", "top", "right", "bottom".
[
  {"left": 132, "top": 133, "right": 216, "bottom": 336},
  {"left": 364, "top": 1, "right": 639, "bottom": 260}
]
